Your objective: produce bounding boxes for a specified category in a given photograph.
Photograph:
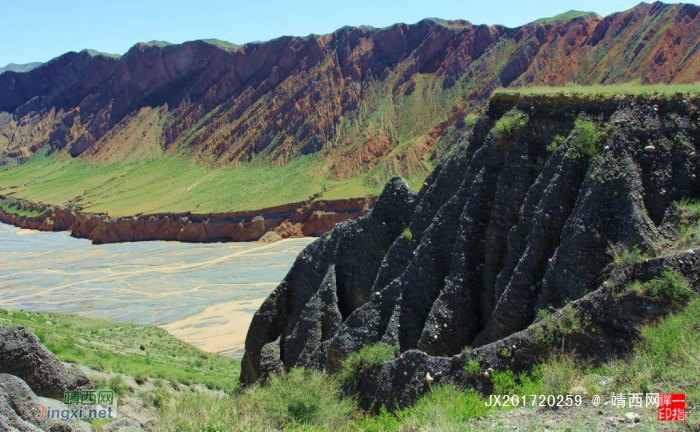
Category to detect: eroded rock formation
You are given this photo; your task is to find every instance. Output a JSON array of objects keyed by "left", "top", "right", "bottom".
[{"left": 240, "top": 94, "right": 700, "bottom": 407}]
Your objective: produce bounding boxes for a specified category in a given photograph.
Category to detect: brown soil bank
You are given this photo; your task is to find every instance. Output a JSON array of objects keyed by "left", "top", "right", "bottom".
[{"left": 0, "top": 196, "right": 376, "bottom": 244}]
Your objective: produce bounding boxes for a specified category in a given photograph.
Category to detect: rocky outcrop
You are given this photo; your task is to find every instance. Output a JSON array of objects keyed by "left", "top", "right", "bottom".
[
  {"left": 241, "top": 177, "right": 416, "bottom": 383},
  {"left": 353, "top": 247, "right": 700, "bottom": 410},
  {"left": 240, "top": 93, "right": 700, "bottom": 406},
  {"left": 0, "top": 326, "right": 92, "bottom": 399},
  {"left": 0, "top": 326, "right": 94, "bottom": 431},
  {"left": 257, "top": 231, "right": 283, "bottom": 244},
  {"left": 0, "top": 374, "right": 93, "bottom": 432},
  {"left": 354, "top": 248, "right": 700, "bottom": 409},
  {"left": 1, "top": 3, "right": 699, "bottom": 188},
  {"left": 0, "top": 196, "right": 375, "bottom": 244}
]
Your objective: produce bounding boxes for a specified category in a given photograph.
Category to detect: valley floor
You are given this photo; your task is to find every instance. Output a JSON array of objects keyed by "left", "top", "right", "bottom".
[{"left": 0, "top": 222, "right": 312, "bottom": 357}]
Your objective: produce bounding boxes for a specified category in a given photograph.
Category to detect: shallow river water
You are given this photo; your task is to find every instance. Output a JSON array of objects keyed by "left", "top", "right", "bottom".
[{"left": 0, "top": 222, "right": 312, "bottom": 357}]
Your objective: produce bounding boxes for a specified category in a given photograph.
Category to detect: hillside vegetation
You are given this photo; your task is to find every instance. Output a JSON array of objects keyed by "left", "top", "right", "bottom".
[
  {"left": 0, "top": 151, "right": 427, "bottom": 217},
  {"left": 1, "top": 292, "right": 697, "bottom": 430},
  {"left": 0, "top": 153, "right": 332, "bottom": 217},
  {"left": 0, "top": 309, "right": 240, "bottom": 393},
  {"left": 495, "top": 82, "right": 700, "bottom": 96},
  {"left": 2, "top": 2, "right": 700, "bottom": 216},
  {"left": 1, "top": 83, "right": 699, "bottom": 217},
  {"left": 531, "top": 10, "right": 596, "bottom": 24}
]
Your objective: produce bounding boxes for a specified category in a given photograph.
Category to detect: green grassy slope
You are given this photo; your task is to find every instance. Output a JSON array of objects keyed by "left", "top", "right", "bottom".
[
  {"left": 0, "top": 152, "right": 385, "bottom": 217},
  {"left": 0, "top": 198, "right": 47, "bottom": 217},
  {"left": 138, "top": 296, "right": 700, "bottom": 430},
  {"left": 531, "top": 11, "right": 596, "bottom": 24},
  {"left": 2, "top": 291, "right": 697, "bottom": 429},
  {"left": 0, "top": 308, "right": 240, "bottom": 393},
  {"left": 494, "top": 83, "right": 700, "bottom": 96}
]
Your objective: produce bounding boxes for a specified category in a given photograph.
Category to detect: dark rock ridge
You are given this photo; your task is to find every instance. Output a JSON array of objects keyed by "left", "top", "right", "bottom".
[
  {"left": 1, "top": 2, "right": 699, "bottom": 185},
  {"left": 354, "top": 247, "right": 700, "bottom": 410},
  {"left": 0, "top": 196, "right": 375, "bottom": 244},
  {"left": 240, "top": 93, "right": 700, "bottom": 404},
  {"left": 0, "top": 326, "right": 93, "bottom": 430}
]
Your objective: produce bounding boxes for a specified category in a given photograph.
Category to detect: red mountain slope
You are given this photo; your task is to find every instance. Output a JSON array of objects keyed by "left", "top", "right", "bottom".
[{"left": 1, "top": 2, "right": 699, "bottom": 187}]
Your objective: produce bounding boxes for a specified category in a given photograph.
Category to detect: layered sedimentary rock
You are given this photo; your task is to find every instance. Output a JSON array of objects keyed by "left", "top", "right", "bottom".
[
  {"left": 240, "top": 93, "right": 700, "bottom": 401},
  {"left": 0, "top": 196, "right": 374, "bottom": 244},
  {"left": 1, "top": 3, "right": 699, "bottom": 188}
]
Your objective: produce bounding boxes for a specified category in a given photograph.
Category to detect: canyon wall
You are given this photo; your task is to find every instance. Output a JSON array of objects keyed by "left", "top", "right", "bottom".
[{"left": 1, "top": 3, "right": 699, "bottom": 187}]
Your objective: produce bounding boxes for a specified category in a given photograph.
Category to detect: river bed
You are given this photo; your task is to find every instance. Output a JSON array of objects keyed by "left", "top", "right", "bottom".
[{"left": 0, "top": 222, "right": 312, "bottom": 357}]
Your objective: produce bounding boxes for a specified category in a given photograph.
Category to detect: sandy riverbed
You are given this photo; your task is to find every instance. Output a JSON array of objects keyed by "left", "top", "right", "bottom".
[
  {"left": 0, "top": 222, "right": 311, "bottom": 357},
  {"left": 161, "top": 298, "right": 266, "bottom": 356}
]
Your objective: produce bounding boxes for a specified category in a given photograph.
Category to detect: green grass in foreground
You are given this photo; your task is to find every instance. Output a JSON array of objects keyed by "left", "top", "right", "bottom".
[
  {"left": 157, "top": 296, "right": 700, "bottom": 431},
  {"left": 0, "top": 309, "right": 240, "bottom": 393},
  {"left": 154, "top": 290, "right": 700, "bottom": 430},
  {"left": 340, "top": 342, "right": 398, "bottom": 385},
  {"left": 495, "top": 82, "right": 700, "bottom": 96},
  {"left": 2, "top": 285, "right": 697, "bottom": 430}
]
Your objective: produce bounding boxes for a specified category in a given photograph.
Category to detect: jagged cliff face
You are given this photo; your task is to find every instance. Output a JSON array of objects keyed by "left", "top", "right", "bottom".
[
  {"left": 1, "top": 2, "right": 700, "bottom": 185},
  {"left": 240, "top": 93, "right": 700, "bottom": 385}
]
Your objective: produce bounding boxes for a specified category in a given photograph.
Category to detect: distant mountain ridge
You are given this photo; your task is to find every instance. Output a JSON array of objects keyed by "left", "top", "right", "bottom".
[
  {"left": 530, "top": 10, "right": 598, "bottom": 24},
  {"left": 0, "top": 62, "right": 42, "bottom": 74},
  {"left": 0, "top": 1, "right": 699, "bottom": 215}
]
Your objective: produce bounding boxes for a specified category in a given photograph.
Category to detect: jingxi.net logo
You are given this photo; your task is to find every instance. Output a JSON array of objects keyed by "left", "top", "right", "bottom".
[
  {"left": 35, "top": 390, "right": 117, "bottom": 422},
  {"left": 657, "top": 393, "right": 686, "bottom": 422}
]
